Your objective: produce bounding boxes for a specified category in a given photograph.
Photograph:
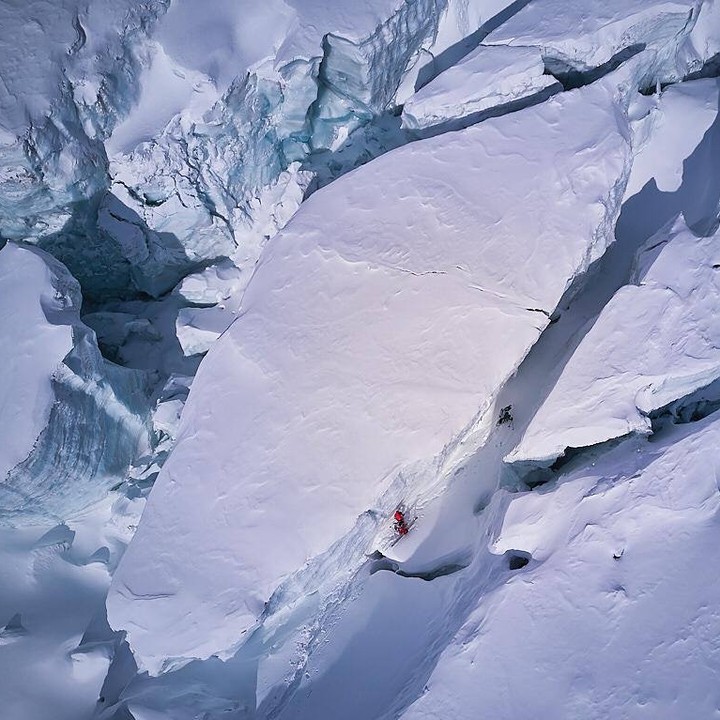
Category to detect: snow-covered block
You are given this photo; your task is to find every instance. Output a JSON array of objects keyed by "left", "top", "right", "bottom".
[
  {"left": 402, "top": 45, "right": 558, "bottom": 130},
  {"left": 405, "top": 413, "right": 720, "bottom": 720},
  {"left": 0, "top": 244, "right": 75, "bottom": 482},
  {"left": 174, "top": 259, "right": 243, "bottom": 305},
  {"left": 0, "top": 243, "right": 150, "bottom": 525},
  {"left": 508, "top": 216, "right": 720, "bottom": 465},
  {"left": 176, "top": 305, "right": 236, "bottom": 356},
  {"left": 625, "top": 77, "right": 719, "bottom": 198},
  {"left": 484, "top": 0, "right": 702, "bottom": 80},
  {"left": 108, "top": 76, "right": 636, "bottom": 674}
]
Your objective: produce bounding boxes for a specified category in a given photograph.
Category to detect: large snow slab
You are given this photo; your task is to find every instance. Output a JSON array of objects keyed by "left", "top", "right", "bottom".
[
  {"left": 508, "top": 215, "right": 720, "bottom": 465},
  {"left": 108, "top": 76, "right": 635, "bottom": 674},
  {"left": 485, "top": 0, "right": 700, "bottom": 76},
  {"left": 402, "top": 44, "right": 558, "bottom": 130},
  {"left": 404, "top": 412, "right": 720, "bottom": 719}
]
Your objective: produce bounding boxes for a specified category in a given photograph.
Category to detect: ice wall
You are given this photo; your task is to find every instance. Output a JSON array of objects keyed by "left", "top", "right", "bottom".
[
  {"left": 508, "top": 216, "right": 720, "bottom": 465},
  {"left": 0, "top": 243, "right": 151, "bottom": 525}
]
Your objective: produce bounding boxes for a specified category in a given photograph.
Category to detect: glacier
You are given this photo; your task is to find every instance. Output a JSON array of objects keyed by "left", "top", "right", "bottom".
[{"left": 2, "top": 1, "right": 720, "bottom": 719}]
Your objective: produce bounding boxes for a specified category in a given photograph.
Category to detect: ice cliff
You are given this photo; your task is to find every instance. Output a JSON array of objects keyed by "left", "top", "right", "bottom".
[{"left": 0, "top": 243, "right": 150, "bottom": 525}]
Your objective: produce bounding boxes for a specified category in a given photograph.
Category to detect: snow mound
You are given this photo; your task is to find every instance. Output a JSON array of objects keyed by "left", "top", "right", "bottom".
[{"left": 108, "top": 73, "right": 637, "bottom": 675}]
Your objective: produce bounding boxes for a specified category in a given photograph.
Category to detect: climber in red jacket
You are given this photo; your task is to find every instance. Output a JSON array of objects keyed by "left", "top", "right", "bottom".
[{"left": 394, "top": 509, "right": 409, "bottom": 535}]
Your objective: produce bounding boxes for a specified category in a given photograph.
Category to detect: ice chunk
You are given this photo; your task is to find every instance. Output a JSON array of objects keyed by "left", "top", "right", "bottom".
[
  {"left": 0, "top": 244, "right": 151, "bottom": 525},
  {"left": 404, "top": 413, "right": 720, "bottom": 720},
  {"left": 0, "top": 614, "right": 27, "bottom": 644},
  {"left": 174, "top": 260, "right": 243, "bottom": 306},
  {"left": 108, "top": 73, "right": 637, "bottom": 674},
  {"left": 508, "top": 216, "right": 720, "bottom": 465},
  {"left": 176, "top": 305, "right": 237, "bottom": 357},
  {"left": 174, "top": 261, "right": 245, "bottom": 357},
  {"left": 402, "top": 45, "right": 558, "bottom": 130},
  {"left": 485, "top": 0, "right": 706, "bottom": 82}
]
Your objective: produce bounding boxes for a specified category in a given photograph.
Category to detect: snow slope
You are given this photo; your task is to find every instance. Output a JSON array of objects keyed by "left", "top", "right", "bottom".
[
  {"left": 404, "top": 412, "right": 720, "bottom": 720},
  {"left": 108, "top": 71, "right": 638, "bottom": 674}
]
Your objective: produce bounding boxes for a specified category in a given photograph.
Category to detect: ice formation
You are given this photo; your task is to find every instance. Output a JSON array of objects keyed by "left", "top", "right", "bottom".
[
  {"left": 484, "top": 0, "right": 716, "bottom": 80},
  {"left": 508, "top": 215, "right": 720, "bottom": 465},
  {"left": 405, "top": 412, "right": 720, "bottom": 720},
  {"left": 0, "top": 243, "right": 151, "bottom": 525},
  {"left": 0, "top": 0, "right": 168, "bottom": 241},
  {"left": 105, "top": 0, "right": 446, "bottom": 298},
  {"left": 508, "top": 77, "right": 720, "bottom": 465}
]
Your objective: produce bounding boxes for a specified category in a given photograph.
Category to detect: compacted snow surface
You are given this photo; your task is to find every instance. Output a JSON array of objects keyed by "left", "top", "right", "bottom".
[{"left": 1, "top": 1, "right": 720, "bottom": 719}]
